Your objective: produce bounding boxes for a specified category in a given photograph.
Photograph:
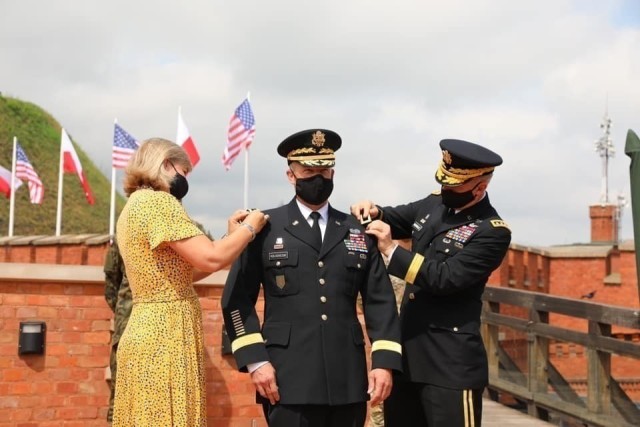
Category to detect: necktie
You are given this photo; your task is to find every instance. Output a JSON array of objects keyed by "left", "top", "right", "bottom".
[{"left": 310, "top": 211, "right": 322, "bottom": 248}]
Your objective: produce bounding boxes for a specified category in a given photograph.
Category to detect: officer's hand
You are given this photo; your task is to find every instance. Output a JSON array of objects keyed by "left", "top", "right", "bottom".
[
  {"left": 364, "top": 220, "right": 396, "bottom": 258},
  {"left": 350, "top": 200, "right": 378, "bottom": 222},
  {"left": 368, "top": 368, "right": 393, "bottom": 407},
  {"left": 251, "top": 362, "right": 280, "bottom": 405}
]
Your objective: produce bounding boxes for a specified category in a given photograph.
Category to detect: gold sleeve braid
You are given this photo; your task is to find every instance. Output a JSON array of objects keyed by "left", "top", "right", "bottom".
[
  {"left": 231, "top": 333, "right": 265, "bottom": 353},
  {"left": 371, "top": 340, "right": 402, "bottom": 355},
  {"left": 404, "top": 253, "right": 425, "bottom": 285}
]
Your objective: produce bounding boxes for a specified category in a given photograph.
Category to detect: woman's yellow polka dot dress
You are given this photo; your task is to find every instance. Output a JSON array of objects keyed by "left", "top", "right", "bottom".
[{"left": 113, "top": 189, "right": 206, "bottom": 427}]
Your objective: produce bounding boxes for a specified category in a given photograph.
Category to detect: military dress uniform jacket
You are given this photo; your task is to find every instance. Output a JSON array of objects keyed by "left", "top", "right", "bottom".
[
  {"left": 380, "top": 194, "right": 511, "bottom": 390},
  {"left": 222, "top": 198, "right": 403, "bottom": 405}
]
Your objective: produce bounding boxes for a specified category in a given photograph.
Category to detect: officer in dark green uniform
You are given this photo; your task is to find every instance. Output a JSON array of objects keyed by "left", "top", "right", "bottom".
[
  {"left": 222, "top": 129, "right": 403, "bottom": 427},
  {"left": 103, "top": 239, "right": 131, "bottom": 423},
  {"left": 351, "top": 139, "right": 511, "bottom": 427}
]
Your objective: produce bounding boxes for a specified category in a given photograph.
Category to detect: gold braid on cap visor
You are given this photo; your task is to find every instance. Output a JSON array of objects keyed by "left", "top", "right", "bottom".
[
  {"left": 287, "top": 147, "right": 335, "bottom": 162},
  {"left": 287, "top": 154, "right": 336, "bottom": 162},
  {"left": 436, "top": 161, "right": 495, "bottom": 185}
]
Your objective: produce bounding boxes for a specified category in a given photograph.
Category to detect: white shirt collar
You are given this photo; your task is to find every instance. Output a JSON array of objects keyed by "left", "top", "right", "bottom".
[{"left": 295, "top": 199, "right": 329, "bottom": 222}]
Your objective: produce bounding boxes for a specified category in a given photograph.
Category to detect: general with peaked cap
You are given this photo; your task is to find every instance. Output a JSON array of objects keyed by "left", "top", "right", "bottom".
[
  {"left": 222, "top": 127, "right": 402, "bottom": 427},
  {"left": 350, "top": 138, "right": 511, "bottom": 427},
  {"left": 435, "top": 138, "right": 503, "bottom": 187},
  {"left": 277, "top": 128, "right": 342, "bottom": 167}
]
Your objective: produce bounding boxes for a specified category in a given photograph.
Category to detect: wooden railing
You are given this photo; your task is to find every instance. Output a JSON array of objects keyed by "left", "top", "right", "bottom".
[{"left": 481, "top": 287, "right": 640, "bottom": 427}]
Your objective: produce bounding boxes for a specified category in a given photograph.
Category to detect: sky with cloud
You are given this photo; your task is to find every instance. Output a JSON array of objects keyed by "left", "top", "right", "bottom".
[{"left": 1, "top": 0, "right": 638, "bottom": 246}]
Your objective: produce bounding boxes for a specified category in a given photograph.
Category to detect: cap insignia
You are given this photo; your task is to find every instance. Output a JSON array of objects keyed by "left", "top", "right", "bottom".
[
  {"left": 442, "top": 150, "right": 452, "bottom": 165},
  {"left": 312, "top": 131, "right": 326, "bottom": 147}
]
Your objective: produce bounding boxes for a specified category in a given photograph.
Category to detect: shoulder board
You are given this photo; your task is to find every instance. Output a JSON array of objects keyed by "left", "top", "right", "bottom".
[
  {"left": 431, "top": 189, "right": 441, "bottom": 195},
  {"left": 490, "top": 219, "right": 510, "bottom": 231}
]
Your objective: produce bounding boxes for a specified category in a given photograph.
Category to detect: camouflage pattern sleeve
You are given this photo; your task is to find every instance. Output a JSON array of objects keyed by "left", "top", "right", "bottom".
[{"left": 104, "top": 240, "right": 124, "bottom": 313}]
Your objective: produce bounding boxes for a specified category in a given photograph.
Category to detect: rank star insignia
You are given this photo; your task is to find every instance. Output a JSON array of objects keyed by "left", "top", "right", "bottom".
[{"left": 312, "top": 131, "right": 325, "bottom": 147}]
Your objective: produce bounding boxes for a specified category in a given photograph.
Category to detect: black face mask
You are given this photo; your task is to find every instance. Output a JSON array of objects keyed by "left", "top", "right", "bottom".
[
  {"left": 441, "top": 184, "right": 479, "bottom": 209},
  {"left": 294, "top": 173, "right": 334, "bottom": 205},
  {"left": 169, "top": 164, "right": 189, "bottom": 200}
]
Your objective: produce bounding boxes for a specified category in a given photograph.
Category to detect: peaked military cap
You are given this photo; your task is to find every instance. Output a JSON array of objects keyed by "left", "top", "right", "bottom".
[
  {"left": 277, "top": 129, "right": 342, "bottom": 167},
  {"left": 435, "top": 139, "right": 503, "bottom": 187}
]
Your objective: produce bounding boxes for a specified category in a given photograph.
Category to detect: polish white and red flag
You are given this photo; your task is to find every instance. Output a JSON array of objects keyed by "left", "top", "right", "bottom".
[
  {"left": 0, "top": 164, "right": 22, "bottom": 199},
  {"left": 222, "top": 97, "right": 256, "bottom": 171},
  {"left": 15, "top": 141, "right": 44, "bottom": 204},
  {"left": 61, "top": 128, "right": 95, "bottom": 204},
  {"left": 177, "top": 109, "right": 201, "bottom": 167}
]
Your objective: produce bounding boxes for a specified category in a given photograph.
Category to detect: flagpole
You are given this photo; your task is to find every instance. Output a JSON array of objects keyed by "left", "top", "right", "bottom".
[
  {"left": 243, "top": 92, "right": 251, "bottom": 209},
  {"left": 109, "top": 119, "right": 118, "bottom": 241},
  {"left": 244, "top": 150, "right": 249, "bottom": 209},
  {"left": 177, "top": 106, "right": 181, "bottom": 142},
  {"left": 8, "top": 136, "right": 18, "bottom": 237},
  {"left": 55, "top": 129, "right": 65, "bottom": 236}
]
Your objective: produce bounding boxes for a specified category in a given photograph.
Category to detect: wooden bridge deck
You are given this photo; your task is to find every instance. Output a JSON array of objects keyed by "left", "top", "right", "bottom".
[{"left": 483, "top": 398, "right": 555, "bottom": 426}]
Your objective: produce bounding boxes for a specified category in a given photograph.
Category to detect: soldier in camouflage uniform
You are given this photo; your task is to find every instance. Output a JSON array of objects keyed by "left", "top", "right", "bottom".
[{"left": 103, "top": 238, "right": 131, "bottom": 423}]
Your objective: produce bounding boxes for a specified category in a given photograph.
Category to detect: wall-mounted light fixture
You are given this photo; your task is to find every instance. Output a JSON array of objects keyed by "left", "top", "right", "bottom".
[{"left": 18, "top": 321, "right": 46, "bottom": 355}]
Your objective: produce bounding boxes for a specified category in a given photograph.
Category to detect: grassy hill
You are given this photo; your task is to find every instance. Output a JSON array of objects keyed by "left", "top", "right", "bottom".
[{"left": 0, "top": 95, "right": 126, "bottom": 236}]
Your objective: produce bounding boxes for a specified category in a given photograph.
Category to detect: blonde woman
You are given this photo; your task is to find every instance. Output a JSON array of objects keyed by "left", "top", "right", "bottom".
[{"left": 113, "top": 138, "right": 268, "bottom": 426}]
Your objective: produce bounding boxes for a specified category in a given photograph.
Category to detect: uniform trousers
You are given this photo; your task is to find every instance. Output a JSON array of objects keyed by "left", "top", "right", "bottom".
[
  {"left": 384, "top": 381, "right": 483, "bottom": 427},
  {"left": 265, "top": 402, "right": 366, "bottom": 427}
]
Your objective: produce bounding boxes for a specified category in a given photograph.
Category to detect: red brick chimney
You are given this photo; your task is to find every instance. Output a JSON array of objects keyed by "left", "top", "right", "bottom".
[{"left": 589, "top": 204, "right": 618, "bottom": 243}]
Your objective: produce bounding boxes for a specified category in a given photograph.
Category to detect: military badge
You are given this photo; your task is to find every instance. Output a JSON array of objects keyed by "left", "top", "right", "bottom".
[
  {"left": 360, "top": 214, "right": 372, "bottom": 226},
  {"left": 412, "top": 222, "right": 423, "bottom": 231},
  {"left": 344, "top": 233, "right": 367, "bottom": 252},
  {"left": 442, "top": 150, "right": 453, "bottom": 165},
  {"left": 490, "top": 219, "right": 510, "bottom": 230},
  {"left": 311, "top": 130, "right": 325, "bottom": 147},
  {"left": 276, "top": 275, "right": 286, "bottom": 289},
  {"left": 274, "top": 237, "right": 284, "bottom": 250},
  {"left": 445, "top": 224, "right": 478, "bottom": 243}
]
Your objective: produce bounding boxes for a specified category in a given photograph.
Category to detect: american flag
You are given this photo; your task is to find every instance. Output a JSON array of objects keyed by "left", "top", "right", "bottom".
[
  {"left": 222, "top": 98, "right": 256, "bottom": 170},
  {"left": 15, "top": 142, "right": 44, "bottom": 204},
  {"left": 112, "top": 123, "right": 139, "bottom": 169}
]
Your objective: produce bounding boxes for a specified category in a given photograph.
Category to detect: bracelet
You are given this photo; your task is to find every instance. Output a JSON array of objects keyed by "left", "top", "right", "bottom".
[{"left": 240, "top": 223, "right": 256, "bottom": 241}]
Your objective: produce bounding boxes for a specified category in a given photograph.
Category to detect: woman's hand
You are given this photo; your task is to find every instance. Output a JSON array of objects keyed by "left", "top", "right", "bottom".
[
  {"left": 227, "top": 210, "right": 250, "bottom": 235},
  {"left": 243, "top": 209, "right": 269, "bottom": 233},
  {"left": 226, "top": 209, "right": 270, "bottom": 238}
]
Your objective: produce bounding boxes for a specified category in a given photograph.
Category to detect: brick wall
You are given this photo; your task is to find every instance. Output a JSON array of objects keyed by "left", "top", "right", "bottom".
[
  {"left": 0, "top": 262, "right": 268, "bottom": 427},
  {"left": 0, "top": 236, "right": 383, "bottom": 426}
]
